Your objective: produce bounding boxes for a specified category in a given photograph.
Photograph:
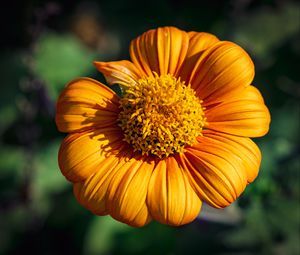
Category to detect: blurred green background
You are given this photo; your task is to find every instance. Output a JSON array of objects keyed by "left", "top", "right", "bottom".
[{"left": 0, "top": 0, "right": 299, "bottom": 254}]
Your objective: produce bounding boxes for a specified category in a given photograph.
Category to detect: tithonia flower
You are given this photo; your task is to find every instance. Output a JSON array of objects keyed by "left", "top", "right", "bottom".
[{"left": 56, "top": 26, "right": 270, "bottom": 227}]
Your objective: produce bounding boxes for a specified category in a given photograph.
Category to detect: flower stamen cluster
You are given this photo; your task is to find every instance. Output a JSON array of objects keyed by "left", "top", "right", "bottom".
[{"left": 118, "top": 73, "right": 205, "bottom": 158}]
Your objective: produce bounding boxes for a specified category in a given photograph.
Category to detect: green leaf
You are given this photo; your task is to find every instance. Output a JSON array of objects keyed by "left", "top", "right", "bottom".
[
  {"left": 34, "top": 33, "right": 96, "bottom": 99},
  {"left": 270, "top": 101, "right": 300, "bottom": 142},
  {"left": 0, "top": 146, "right": 24, "bottom": 177},
  {"left": 84, "top": 216, "right": 130, "bottom": 255},
  {"left": 0, "top": 146, "right": 25, "bottom": 213},
  {"left": 233, "top": 3, "right": 300, "bottom": 60},
  {"left": 0, "top": 206, "right": 29, "bottom": 254},
  {"left": 0, "top": 52, "right": 27, "bottom": 134},
  {"left": 224, "top": 200, "right": 272, "bottom": 248},
  {"left": 31, "top": 140, "right": 68, "bottom": 214}
]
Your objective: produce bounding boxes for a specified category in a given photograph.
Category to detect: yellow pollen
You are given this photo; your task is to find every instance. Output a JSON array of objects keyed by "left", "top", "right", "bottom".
[{"left": 118, "top": 73, "right": 205, "bottom": 158}]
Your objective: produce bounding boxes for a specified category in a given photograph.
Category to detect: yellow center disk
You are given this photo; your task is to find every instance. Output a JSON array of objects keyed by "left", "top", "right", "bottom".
[{"left": 118, "top": 73, "right": 205, "bottom": 158}]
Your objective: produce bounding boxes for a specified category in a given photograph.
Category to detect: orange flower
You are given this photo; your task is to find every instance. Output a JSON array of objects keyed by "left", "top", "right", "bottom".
[{"left": 56, "top": 27, "right": 270, "bottom": 227}]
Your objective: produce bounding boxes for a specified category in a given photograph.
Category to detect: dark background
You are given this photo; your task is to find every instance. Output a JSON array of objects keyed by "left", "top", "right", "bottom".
[{"left": 0, "top": 0, "right": 299, "bottom": 254}]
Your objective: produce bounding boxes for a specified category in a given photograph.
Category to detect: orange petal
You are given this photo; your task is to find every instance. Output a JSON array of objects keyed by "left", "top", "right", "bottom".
[
  {"left": 74, "top": 181, "right": 107, "bottom": 215},
  {"left": 147, "top": 157, "right": 202, "bottom": 226},
  {"left": 205, "top": 85, "right": 271, "bottom": 137},
  {"left": 199, "top": 130, "right": 261, "bottom": 183},
  {"left": 224, "top": 84, "right": 265, "bottom": 103},
  {"left": 178, "top": 32, "right": 219, "bottom": 80},
  {"left": 58, "top": 127, "right": 125, "bottom": 182},
  {"left": 186, "top": 41, "right": 254, "bottom": 105},
  {"left": 129, "top": 26, "right": 189, "bottom": 76},
  {"left": 106, "top": 157, "right": 155, "bottom": 227},
  {"left": 94, "top": 60, "right": 142, "bottom": 86},
  {"left": 182, "top": 134, "right": 251, "bottom": 208},
  {"left": 56, "top": 78, "right": 120, "bottom": 133},
  {"left": 72, "top": 150, "right": 130, "bottom": 216}
]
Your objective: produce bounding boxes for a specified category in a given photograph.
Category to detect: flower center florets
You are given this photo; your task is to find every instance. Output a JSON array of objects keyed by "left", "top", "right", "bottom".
[{"left": 118, "top": 73, "right": 205, "bottom": 158}]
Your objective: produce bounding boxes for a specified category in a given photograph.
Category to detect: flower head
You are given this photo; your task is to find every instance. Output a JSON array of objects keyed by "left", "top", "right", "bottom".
[{"left": 56, "top": 26, "right": 270, "bottom": 227}]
